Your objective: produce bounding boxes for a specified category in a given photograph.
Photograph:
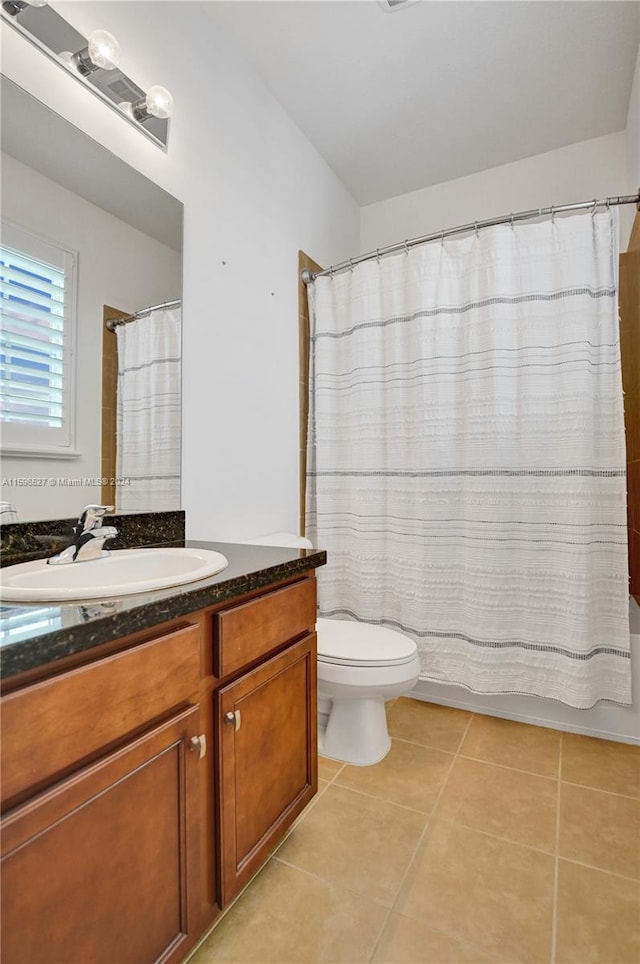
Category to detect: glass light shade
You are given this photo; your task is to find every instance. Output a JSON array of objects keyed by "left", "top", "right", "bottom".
[
  {"left": 24, "top": 1, "right": 48, "bottom": 6},
  {"left": 145, "top": 85, "right": 173, "bottom": 119},
  {"left": 87, "top": 29, "right": 120, "bottom": 70}
]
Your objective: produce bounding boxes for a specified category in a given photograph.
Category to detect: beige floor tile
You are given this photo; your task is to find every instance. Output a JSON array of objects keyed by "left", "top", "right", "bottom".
[
  {"left": 459, "top": 714, "right": 561, "bottom": 777},
  {"left": 555, "top": 860, "right": 640, "bottom": 964},
  {"left": 386, "top": 697, "right": 471, "bottom": 752},
  {"left": 277, "top": 784, "right": 427, "bottom": 907},
  {"left": 318, "top": 755, "right": 344, "bottom": 782},
  {"left": 561, "top": 733, "right": 640, "bottom": 797},
  {"left": 435, "top": 756, "right": 557, "bottom": 853},
  {"left": 190, "top": 858, "right": 385, "bottom": 963},
  {"left": 371, "top": 912, "right": 497, "bottom": 963},
  {"left": 335, "top": 739, "right": 453, "bottom": 812},
  {"left": 395, "top": 820, "right": 554, "bottom": 963},
  {"left": 559, "top": 783, "right": 640, "bottom": 879}
]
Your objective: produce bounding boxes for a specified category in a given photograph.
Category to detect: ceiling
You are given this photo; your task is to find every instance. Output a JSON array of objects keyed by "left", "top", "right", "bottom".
[{"left": 204, "top": 0, "right": 640, "bottom": 206}]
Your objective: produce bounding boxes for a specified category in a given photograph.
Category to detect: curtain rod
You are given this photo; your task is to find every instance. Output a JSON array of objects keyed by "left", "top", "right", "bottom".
[
  {"left": 301, "top": 191, "right": 640, "bottom": 284},
  {"left": 106, "top": 298, "right": 182, "bottom": 331}
]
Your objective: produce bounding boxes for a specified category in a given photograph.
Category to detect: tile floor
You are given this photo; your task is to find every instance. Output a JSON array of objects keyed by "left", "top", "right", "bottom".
[{"left": 189, "top": 698, "right": 640, "bottom": 964}]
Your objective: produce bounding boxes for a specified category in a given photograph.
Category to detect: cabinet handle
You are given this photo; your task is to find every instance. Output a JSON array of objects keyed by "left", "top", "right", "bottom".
[
  {"left": 189, "top": 734, "right": 207, "bottom": 759},
  {"left": 224, "top": 709, "right": 241, "bottom": 732}
]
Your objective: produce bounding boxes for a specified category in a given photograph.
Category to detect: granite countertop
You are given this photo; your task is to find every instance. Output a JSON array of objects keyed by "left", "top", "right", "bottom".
[{"left": 0, "top": 540, "right": 326, "bottom": 682}]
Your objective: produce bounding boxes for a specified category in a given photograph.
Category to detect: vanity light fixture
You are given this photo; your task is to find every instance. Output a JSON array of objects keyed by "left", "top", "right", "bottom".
[{"left": 1, "top": 2, "right": 173, "bottom": 149}]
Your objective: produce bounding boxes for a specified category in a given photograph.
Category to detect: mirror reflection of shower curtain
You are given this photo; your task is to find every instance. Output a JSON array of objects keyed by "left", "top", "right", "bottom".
[{"left": 115, "top": 307, "right": 181, "bottom": 511}]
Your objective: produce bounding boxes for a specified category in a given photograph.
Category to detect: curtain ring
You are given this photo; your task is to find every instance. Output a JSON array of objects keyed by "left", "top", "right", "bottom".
[
  {"left": 376, "top": 249, "right": 381, "bottom": 263},
  {"left": 591, "top": 198, "right": 598, "bottom": 216},
  {"left": 474, "top": 221, "right": 479, "bottom": 238},
  {"left": 440, "top": 229, "right": 445, "bottom": 246},
  {"left": 404, "top": 240, "right": 409, "bottom": 256},
  {"left": 349, "top": 258, "right": 354, "bottom": 272},
  {"left": 551, "top": 205, "right": 555, "bottom": 223},
  {"left": 330, "top": 264, "right": 335, "bottom": 278},
  {"left": 606, "top": 197, "right": 611, "bottom": 211},
  {"left": 510, "top": 213, "right": 514, "bottom": 231}
]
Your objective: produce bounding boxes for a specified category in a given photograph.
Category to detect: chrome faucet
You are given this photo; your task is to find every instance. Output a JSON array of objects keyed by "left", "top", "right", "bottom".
[{"left": 47, "top": 505, "right": 118, "bottom": 566}]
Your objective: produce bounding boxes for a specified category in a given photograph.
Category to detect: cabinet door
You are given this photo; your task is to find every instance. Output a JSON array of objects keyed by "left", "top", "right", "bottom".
[
  {"left": 1, "top": 705, "right": 204, "bottom": 964},
  {"left": 218, "top": 634, "right": 317, "bottom": 904}
]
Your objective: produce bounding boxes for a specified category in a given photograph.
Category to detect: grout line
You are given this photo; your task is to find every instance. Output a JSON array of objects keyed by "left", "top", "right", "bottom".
[
  {"left": 358, "top": 897, "right": 393, "bottom": 962},
  {"left": 456, "top": 752, "right": 560, "bottom": 782},
  {"left": 559, "top": 778, "right": 640, "bottom": 801},
  {"left": 557, "top": 855, "right": 640, "bottom": 884},
  {"left": 384, "top": 911, "right": 505, "bottom": 964},
  {"left": 369, "top": 711, "right": 475, "bottom": 964},
  {"left": 328, "top": 774, "right": 439, "bottom": 817},
  {"left": 454, "top": 711, "right": 474, "bottom": 755},
  {"left": 434, "top": 817, "right": 557, "bottom": 857},
  {"left": 273, "top": 854, "right": 392, "bottom": 910},
  {"left": 318, "top": 760, "right": 346, "bottom": 783},
  {"left": 550, "top": 733, "right": 563, "bottom": 964},
  {"left": 383, "top": 733, "right": 467, "bottom": 754},
  {"left": 366, "top": 754, "right": 460, "bottom": 962}
]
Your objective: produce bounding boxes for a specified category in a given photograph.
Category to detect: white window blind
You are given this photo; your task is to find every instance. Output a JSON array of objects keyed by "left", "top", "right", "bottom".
[{"left": 0, "top": 222, "right": 78, "bottom": 457}]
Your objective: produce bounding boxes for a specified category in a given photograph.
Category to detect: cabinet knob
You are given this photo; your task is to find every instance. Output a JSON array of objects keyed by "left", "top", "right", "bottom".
[
  {"left": 224, "top": 709, "right": 241, "bottom": 732},
  {"left": 189, "top": 734, "right": 207, "bottom": 759}
]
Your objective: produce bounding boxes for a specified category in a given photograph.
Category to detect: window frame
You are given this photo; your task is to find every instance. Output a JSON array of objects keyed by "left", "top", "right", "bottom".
[{"left": 1, "top": 220, "right": 79, "bottom": 460}]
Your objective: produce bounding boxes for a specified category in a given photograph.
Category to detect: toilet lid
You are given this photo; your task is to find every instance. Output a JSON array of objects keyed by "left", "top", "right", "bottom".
[{"left": 316, "top": 617, "right": 418, "bottom": 667}]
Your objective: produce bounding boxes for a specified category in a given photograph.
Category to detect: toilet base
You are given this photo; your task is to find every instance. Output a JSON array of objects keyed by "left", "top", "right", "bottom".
[{"left": 318, "top": 697, "right": 391, "bottom": 767}]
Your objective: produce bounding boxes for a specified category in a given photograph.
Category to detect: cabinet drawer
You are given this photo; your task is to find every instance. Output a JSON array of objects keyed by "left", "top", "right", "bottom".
[
  {"left": 1, "top": 622, "right": 200, "bottom": 807},
  {"left": 213, "top": 577, "right": 316, "bottom": 678}
]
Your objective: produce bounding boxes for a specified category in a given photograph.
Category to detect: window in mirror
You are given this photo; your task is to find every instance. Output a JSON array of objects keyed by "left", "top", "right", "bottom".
[{"left": 0, "top": 221, "right": 78, "bottom": 458}]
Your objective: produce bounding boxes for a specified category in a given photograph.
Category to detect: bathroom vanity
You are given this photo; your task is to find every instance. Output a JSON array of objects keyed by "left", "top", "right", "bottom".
[{"left": 0, "top": 539, "right": 325, "bottom": 964}]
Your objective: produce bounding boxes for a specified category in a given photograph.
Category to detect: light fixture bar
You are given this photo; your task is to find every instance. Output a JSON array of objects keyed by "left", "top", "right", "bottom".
[{"left": 1, "top": 4, "right": 172, "bottom": 150}]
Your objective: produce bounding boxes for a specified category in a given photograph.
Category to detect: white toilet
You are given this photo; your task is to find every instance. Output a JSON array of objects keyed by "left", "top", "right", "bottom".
[{"left": 242, "top": 533, "right": 420, "bottom": 766}]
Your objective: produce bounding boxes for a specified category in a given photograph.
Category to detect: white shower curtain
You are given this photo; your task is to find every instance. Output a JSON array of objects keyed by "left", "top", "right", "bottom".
[
  {"left": 115, "top": 307, "right": 181, "bottom": 512},
  {"left": 306, "top": 210, "right": 630, "bottom": 708}
]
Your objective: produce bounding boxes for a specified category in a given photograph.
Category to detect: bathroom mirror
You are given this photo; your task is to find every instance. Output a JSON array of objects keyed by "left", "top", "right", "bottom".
[{"left": 0, "top": 78, "right": 183, "bottom": 522}]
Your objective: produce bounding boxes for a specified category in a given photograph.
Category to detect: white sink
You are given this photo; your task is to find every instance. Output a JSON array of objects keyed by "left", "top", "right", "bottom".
[{"left": 0, "top": 547, "right": 229, "bottom": 602}]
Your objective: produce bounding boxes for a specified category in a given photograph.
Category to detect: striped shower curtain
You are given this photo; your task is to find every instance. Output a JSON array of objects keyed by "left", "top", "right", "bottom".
[
  {"left": 306, "top": 210, "right": 630, "bottom": 708},
  {"left": 115, "top": 307, "right": 181, "bottom": 511}
]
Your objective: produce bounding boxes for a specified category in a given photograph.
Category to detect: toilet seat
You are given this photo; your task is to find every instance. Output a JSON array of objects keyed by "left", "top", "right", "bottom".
[{"left": 317, "top": 617, "right": 417, "bottom": 668}]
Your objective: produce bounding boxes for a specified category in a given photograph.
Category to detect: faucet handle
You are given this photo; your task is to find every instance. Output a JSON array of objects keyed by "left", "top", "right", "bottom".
[{"left": 77, "top": 504, "right": 114, "bottom": 533}]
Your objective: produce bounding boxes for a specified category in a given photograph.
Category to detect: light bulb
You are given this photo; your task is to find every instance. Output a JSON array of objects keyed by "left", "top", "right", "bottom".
[
  {"left": 145, "top": 85, "right": 173, "bottom": 119},
  {"left": 127, "top": 85, "right": 174, "bottom": 123},
  {"left": 60, "top": 28, "right": 121, "bottom": 76},
  {"left": 87, "top": 29, "right": 120, "bottom": 70}
]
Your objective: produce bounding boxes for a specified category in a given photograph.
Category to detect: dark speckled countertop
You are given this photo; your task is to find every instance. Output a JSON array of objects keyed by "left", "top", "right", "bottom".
[{"left": 0, "top": 540, "right": 326, "bottom": 682}]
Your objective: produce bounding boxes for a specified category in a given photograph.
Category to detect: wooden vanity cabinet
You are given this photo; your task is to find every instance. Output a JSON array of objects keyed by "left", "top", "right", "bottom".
[{"left": 0, "top": 570, "right": 319, "bottom": 964}]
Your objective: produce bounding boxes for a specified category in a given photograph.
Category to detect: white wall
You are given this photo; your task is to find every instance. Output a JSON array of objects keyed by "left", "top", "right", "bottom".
[
  {"left": 0, "top": 152, "right": 181, "bottom": 521},
  {"left": 1, "top": 1, "right": 360, "bottom": 541},
  {"left": 627, "top": 45, "right": 640, "bottom": 194},
  {"left": 361, "top": 131, "right": 633, "bottom": 254}
]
